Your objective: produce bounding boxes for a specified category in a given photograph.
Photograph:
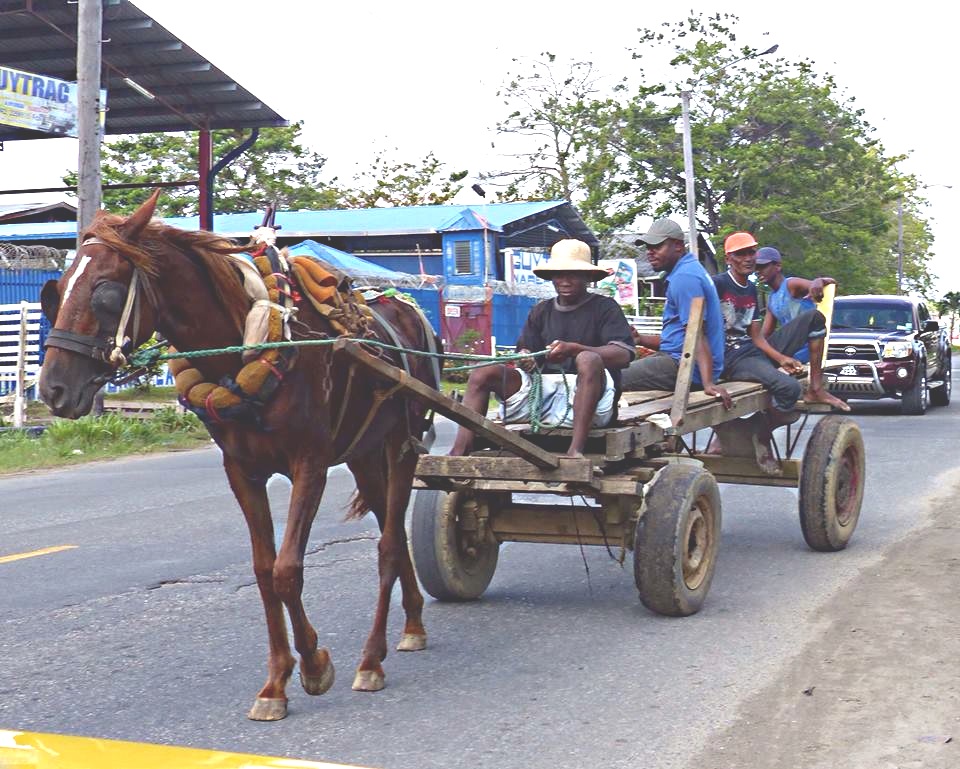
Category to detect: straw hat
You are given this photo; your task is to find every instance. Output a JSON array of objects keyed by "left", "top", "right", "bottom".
[{"left": 532, "top": 239, "right": 609, "bottom": 281}]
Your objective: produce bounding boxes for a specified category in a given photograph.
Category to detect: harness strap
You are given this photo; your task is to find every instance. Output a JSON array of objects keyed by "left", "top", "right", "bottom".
[
  {"left": 367, "top": 305, "right": 412, "bottom": 376},
  {"left": 329, "top": 361, "right": 358, "bottom": 439},
  {"left": 330, "top": 380, "right": 406, "bottom": 465},
  {"left": 109, "top": 268, "right": 140, "bottom": 366}
]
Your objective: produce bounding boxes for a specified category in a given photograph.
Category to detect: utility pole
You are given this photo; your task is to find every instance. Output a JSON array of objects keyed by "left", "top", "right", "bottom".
[
  {"left": 680, "top": 44, "right": 778, "bottom": 260},
  {"left": 681, "top": 90, "right": 698, "bottom": 259},
  {"left": 897, "top": 195, "right": 904, "bottom": 295},
  {"left": 76, "top": 0, "right": 103, "bottom": 242}
]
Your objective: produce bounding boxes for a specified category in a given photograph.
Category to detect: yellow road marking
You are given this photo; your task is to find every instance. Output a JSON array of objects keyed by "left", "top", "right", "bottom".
[{"left": 0, "top": 544, "right": 78, "bottom": 564}]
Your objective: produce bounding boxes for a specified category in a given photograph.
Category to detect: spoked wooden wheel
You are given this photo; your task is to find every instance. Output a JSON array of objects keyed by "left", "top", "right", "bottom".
[
  {"left": 411, "top": 490, "right": 500, "bottom": 601},
  {"left": 634, "top": 464, "right": 722, "bottom": 616},
  {"left": 799, "top": 416, "right": 865, "bottom": 551}
]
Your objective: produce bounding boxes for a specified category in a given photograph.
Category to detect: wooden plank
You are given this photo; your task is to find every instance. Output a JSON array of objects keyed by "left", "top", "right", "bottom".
[
  {"left": 815, "top": 283, "right": 836, "bottom": 367},
  {"left": 673, "top": 390, "right": 773, "bottom": 434},
  {"left": 416, "top": 455, "right": 593, "bottom": 483},
  {"left": 414, "top": 472, "right": 653, "bottom": 496},
  {"left": 670, "top": 296, "right": 704, "bottom": 428},
  {"left": 620, "top": 389, "right": 673, "bottom": 405},
  {"left": 335, "top": 339, "right": 559, "bottom": 469},
  {"left": 491, "top": 504, "right": 628, "bottom": 546},
  {"left": 618, "top": 380, "right": 763, "bottom": 424},
  {"left": 694, "top": 455, "right": 800, "bottom": 486}
]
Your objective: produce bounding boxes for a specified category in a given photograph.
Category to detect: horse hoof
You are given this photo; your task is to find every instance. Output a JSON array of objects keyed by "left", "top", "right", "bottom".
[
  {"left": 396, "top": 632, "right": 427, "bottom": 652},
  {"left": 300, "top": 661, "right": 335, "bottom": 696},
  {"left": 247, "top": 697, "right": 287, "bottom": 721},
  {"left": 352, "top": 669, "right": 385, "bottom": 692}
]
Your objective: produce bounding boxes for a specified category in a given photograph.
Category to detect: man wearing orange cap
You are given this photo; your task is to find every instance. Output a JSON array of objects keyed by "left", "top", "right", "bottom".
[
  {"left": 448, "top": 239, "right": 636, "bottom": 458},
  {"left": 714, "top": 232, "right": 848, "bottom": 417}
]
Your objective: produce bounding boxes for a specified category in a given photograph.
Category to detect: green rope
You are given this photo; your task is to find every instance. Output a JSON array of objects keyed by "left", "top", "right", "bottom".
[
  {"left": 127, "top": 337, "right": 548, "bottom": 372},
  {"left": 527, "top": 368, "right": 573, "bottom": 434}
]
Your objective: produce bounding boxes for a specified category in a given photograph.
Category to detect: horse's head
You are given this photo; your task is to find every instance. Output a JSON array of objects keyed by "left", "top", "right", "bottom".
[{"left": 39, "top": 192, "right": 161, "bottom": 418}]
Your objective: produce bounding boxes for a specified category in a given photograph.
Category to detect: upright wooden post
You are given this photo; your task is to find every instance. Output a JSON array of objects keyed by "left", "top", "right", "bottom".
[
  {"left": 13, "top": 301, "right": 28, "bottom": 428},
  {"left": 669, "top": 296, "right": 704, "bottom": 429},
  {"left": 76, "top": 0, "right": 103, "bottom": 240}
]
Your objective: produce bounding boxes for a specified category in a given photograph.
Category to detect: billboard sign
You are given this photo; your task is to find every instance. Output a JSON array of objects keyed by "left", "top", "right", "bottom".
[
  {"left": 596, "top": 258, "right": 639, "bottom": 309},
  {"left": 503, "top": 248, "right": 550, "bottom": 286},
  {"left": 0, "top": 65, "right": 106, "bottom": 138}
]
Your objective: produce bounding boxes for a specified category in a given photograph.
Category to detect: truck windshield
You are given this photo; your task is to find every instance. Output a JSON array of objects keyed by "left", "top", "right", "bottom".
[{"left": 832, "top": 303, "right": 913, "bottom": 332}]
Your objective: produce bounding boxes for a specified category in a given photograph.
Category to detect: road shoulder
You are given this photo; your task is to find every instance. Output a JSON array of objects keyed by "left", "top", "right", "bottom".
[{"left": 689, "top": 470, "right": 960, "bottom": 769}]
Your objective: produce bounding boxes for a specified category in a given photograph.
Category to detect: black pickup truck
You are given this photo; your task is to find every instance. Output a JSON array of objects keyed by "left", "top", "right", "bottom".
[{"left": 824, "top": 295, "right": 952, "bottom": 415}]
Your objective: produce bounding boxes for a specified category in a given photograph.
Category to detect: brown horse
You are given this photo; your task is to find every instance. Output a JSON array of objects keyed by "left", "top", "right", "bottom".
[{"left": 38, "top": 192, "right": 440, "bottom": 721}]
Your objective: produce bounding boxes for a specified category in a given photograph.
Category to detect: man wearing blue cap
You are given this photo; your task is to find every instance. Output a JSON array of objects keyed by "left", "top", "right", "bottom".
[{"left": 754, "top": 246, "right": 836, "bottom": 365}]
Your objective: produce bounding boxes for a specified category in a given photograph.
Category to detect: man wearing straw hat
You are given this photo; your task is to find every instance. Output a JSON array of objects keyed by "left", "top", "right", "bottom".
[{"left": 448, "top": 238, "right": 636, "bottom": 459}]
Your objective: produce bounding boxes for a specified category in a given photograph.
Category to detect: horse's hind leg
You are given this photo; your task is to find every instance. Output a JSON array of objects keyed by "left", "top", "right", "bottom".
[
  {"left": 224, "top": 458, "right": 296, "bottom": 721},
  {"left": 349, "top": 431, "right": 425, "bottom": 692},
  {"left": 276, "top": 461, "right": 336, "bottom": 699}
]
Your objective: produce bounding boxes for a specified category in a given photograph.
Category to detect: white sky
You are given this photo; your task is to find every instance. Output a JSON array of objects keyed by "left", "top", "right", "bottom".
[{"left": 2, "top": 0, "right": 957, "bottom": 295}]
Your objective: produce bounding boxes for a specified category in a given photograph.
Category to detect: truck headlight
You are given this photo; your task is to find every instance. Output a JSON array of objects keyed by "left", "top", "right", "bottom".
[{"left": 882, "top": 341, "right": 912, "bottom": 359}]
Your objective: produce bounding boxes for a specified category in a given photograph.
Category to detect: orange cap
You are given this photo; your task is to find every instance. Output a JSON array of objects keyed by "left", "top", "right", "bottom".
[{"left": 724, "top": 231, "right": 758, "bottom": 254}]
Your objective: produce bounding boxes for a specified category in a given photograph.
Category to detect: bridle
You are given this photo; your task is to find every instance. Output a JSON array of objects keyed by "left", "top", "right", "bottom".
[{"left": 44, "top": 237, "right": 155, "bottom": 380}]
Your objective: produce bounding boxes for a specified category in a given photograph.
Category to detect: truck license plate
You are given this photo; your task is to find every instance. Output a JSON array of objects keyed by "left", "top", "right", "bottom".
[{"left": 840, "top": 365, "right": 857, "bottom": 376}]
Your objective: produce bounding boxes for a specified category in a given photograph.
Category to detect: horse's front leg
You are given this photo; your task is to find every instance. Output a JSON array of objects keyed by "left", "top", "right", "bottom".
[
  {"left": 275, "top": 460, "right": 335, "bottom": 699},
  {"left": 352, "top": 429, "right": 424, "bottom": 691},
  {"left": 223, "top": 457, "right": 295, "bottom": 722}
]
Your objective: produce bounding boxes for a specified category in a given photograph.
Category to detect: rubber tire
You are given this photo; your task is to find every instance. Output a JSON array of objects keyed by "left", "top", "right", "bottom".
[
  {"left": 410, "top": 490, "right": 499, "bottom": 601},
  {"left": 634, "top": 464, "right": 722, "bottom": 617},
  {"left": 930, "top": 350, "right": 952, "bottom": 407},
  {"left": 901, "top": 361, "right": 928, "bottom": 415},
  {"left": 798, "top": 415, "right": 865, "bottom": 552}
]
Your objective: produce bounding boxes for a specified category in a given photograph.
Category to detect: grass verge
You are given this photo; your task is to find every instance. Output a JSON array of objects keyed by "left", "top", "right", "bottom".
[{"left": 0, "top": 408, "right": 210, "bottom": 474}]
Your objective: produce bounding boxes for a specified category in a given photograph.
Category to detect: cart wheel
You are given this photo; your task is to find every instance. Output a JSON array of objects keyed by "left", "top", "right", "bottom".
[
  {"left": 798, "top": 415, "right": 865, "bottom": 552},
  {"left": 634, "top": 464, "right": 722, "bottom": 617},
  {"left": 411, "top": 490, "right": 499, "bottom": 601}
]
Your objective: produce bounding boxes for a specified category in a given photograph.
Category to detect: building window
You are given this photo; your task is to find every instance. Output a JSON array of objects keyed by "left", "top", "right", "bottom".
[{"left": 453, "top": 241, "right": 472, "bottom": 275}]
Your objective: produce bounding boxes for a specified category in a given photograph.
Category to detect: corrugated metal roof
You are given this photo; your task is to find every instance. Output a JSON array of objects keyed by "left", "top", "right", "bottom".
[
  {"left": 0, "top": 0, "right": 287, "bottom": 141},
  {"left": 0, "top": 200, "right": 601, "bottom": 256}
]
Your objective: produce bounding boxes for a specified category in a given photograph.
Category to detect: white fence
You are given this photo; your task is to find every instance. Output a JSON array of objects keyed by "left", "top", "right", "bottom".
[{"left": 0, "top": 301, "right": 42, "bottom": 427}]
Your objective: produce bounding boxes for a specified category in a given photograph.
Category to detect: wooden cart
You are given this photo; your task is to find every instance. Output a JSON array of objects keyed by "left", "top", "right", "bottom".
[{"left": 334, "top": 298, "right": 865, "bottom": 617}]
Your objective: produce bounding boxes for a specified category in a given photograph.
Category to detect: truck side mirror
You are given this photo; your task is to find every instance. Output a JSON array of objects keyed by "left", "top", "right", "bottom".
[{"left": 923, "top": 319, "right": 941, "bottom": 334}]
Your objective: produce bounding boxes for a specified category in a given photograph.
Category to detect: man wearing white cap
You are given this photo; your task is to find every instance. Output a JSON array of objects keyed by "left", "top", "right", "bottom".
[{"left": 448, "top": 239, "right": 636, "bottom": 458}]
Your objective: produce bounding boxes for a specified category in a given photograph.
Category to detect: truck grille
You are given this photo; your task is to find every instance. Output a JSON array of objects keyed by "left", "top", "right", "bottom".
[{"left": 827, "top": 342, "right": 879, "bottom": 361}]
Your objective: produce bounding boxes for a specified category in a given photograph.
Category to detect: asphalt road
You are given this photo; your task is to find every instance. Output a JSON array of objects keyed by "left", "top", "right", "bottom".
[{"left": 1, "top": 368, "right": 957, "bottom": 769}]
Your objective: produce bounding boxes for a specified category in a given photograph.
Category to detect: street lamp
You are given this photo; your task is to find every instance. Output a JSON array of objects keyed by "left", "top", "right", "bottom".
[
  {"left": 898, "top": 184, "right": 953, "bottom": 295},
  {"left": 681, "top": 44, "right": 778, "bottom": 258}
]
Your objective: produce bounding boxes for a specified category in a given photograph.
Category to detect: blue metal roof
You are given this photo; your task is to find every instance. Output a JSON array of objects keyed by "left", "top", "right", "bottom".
[
  {"left": 286, "top": 240, "right": 411, "bottom": 280},
  {"left": 0, "top": 200, "right": 569, "bottom": 242}
]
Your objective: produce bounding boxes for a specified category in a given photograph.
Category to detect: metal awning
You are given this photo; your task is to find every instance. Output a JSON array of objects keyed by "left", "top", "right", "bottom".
[{"left": 0, "top": 0, "right": 287, "bottom": 141}]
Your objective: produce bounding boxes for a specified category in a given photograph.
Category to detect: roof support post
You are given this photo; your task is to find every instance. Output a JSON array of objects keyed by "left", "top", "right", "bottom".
[
  {"left": 200, "top": 128, "right": 259, "bottom": 232},
  {"left": 198, "top": 128, "right": 212, "bottom": 230}
]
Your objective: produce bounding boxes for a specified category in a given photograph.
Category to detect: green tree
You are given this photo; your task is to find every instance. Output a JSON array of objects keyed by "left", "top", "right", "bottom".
[
  {"left": 64, "top": 122, "right": 340, "bottom": 216},
  {"left": 494, "top": 13, "right": 936, "bottom": 294},
  {"left": 935, "top": 290, "right": 960, "bottom": 343},
  {"left": 337, "top": 149, "right": 467, "bottom": 208},
  {"left": 486, "top": 53, "right": 617, "bottom": 202}
]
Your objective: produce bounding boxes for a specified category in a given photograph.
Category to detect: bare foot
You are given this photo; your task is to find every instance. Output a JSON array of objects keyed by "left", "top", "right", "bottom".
[
  {"left": 751, "top": 434, "right": 782, "bottom": 476},
  {"left": 564, "top": 449, "right": 585, "bottom": 459},
  {"left": 804, "top": 387, "right": 851, "bottom": 412}
]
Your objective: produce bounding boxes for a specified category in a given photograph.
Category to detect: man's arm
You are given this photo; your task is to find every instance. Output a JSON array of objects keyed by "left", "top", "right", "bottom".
[
  {"left": 633, "top": 331, "right": 662, "bottom": 350},
  {"left": 787, "top": 276, "right": 836, "bottom": 302},
  {"left": 545, "top": 341, "right": 632, "bottom": 369},
  {"left": 694, "top": 336, "right": 732, "bottom": 408},
  {"left": 748, "top": 318, "right": 803, "bottom": 373}
]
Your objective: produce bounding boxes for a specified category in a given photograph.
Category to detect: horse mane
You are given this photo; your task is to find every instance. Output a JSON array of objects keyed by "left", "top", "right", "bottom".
[{"left": 83, "top": 211, "right": 251, "bottom": 332}]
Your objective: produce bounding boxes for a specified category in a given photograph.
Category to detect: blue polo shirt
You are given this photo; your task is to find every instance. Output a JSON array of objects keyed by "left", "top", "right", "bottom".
[{"left": 660, "top": 253, "right": 725, "bottom": 383}]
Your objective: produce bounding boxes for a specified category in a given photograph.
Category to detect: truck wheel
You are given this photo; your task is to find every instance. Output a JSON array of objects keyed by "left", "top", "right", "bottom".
[
  {"left": 901, "top": 364, "right": 928, "bottom": 415},
  {"left": 634, "top": 464, "right": 722, "bottom": 617},
  {"left": 930, "top": 350, "right": 952, "bottom": 407},
  {"left": 799, "top": 416, "right": 865, "bottom": 551},
  {"left": 411, "top": 490, "right": 499, "bottom": 601}
]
